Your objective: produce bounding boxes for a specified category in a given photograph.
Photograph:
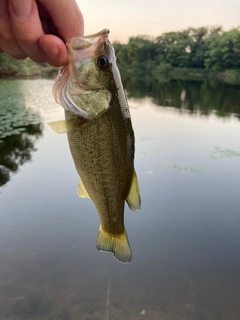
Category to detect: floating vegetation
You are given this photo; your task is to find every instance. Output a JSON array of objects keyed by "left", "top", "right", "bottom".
[
  {"left": 210, "top": 147, "right": 240, "bottom": 159},
  {"left": 0, "top": 80, "right": 42, "bottom": 140},
  {"left": 170, "top": 164, "right": 202, "bottom": 173},
  {"left": 0, "top": 80, "right": 43, "bottom": 187}
]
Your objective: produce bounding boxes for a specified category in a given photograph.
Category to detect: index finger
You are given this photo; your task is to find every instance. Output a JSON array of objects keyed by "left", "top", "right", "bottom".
[
  {"left": 38, "top": 0, "right": 84, "bottom": 40},
  {"left": 9, "top": 0, "right": 45, "bottom": 62}
]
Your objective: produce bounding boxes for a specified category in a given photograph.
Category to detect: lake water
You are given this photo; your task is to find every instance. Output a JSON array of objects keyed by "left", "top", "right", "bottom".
[{"left": 0, "top": 79, "right": 240, "bottom": 320}]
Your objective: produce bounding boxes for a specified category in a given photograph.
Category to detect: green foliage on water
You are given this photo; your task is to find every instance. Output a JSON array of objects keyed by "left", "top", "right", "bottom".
[
  {"left": 0, "top": 80, "right": 43, "bottom": 186},
  {"left": 170, "top": 164, "right": 202, "bottom": 174},
  {"left": 210, "top": 147, "right": 240, "bottom": 159},
  {"left": 0, "top": 80, "right": 42, "bottom": 139}
]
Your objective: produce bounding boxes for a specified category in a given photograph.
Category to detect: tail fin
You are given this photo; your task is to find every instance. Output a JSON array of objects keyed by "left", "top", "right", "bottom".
[{"left": 96, "top": 226, "right": 132, "bottom": 263}]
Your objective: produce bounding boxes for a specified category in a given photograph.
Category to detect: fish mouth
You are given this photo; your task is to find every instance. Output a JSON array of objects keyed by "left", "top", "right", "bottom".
[
  {"left": 52, "top": 29, "right": 114, "bottom": 119},
  {"left": 67, "top": 29, "right": 110, "bottom": 51},
  {"left": 65, "top": 29, "right": 112, "bottom": 65},
  {"left": 83, "top": 29, "right": 110, "bottom": 39}
]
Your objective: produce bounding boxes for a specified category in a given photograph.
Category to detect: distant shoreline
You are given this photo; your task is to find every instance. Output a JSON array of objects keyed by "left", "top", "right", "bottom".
[
  {"left": 118, "top": 66, "right": 240, "bottom": 85},
  {"left": 0, "top": 57, "right": 239, "bottom": 85}
]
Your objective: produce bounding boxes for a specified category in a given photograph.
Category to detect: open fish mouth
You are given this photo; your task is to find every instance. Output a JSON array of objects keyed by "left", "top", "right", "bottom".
[
  {"left": 52, "top": 29, "right": 113, "bottom": 120},
  {"left": 66, "top": 29, "right": 111, "bottom": 60},
  {"left": 69, "top": 29, "right": 110, "bottom": 50}
]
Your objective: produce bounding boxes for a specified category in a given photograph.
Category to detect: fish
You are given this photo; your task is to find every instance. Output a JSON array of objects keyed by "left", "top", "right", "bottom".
[{"left": 49, "top": 29, "right": 141, "bottom": 263}]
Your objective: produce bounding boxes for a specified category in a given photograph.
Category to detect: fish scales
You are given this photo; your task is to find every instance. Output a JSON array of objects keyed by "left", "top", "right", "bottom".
[
  {"left": 49, "top": 29, "right": 141, "bottom": 263},
  {"left": 65, "top": 93, "right": 133, "bottom": 235}
]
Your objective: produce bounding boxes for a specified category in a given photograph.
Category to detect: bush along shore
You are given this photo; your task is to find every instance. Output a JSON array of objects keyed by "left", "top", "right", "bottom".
[
  {"left": 113, "top": 26, "right": 240, "bottom": 85},
  {"left": 0, "top": 54, "right": 58, "bottom": 79}
]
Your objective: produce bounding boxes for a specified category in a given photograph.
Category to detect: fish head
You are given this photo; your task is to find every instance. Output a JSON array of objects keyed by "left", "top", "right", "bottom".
[
  {"left": 53, "top": 29, "right": 116, "bottom": 119},
  {"left": 68, "top": 29, "right": 113, "bottom": 88}
]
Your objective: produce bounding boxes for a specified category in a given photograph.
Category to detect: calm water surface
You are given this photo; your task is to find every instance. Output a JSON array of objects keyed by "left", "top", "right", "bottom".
[{"left": 0, "top": 79, "right": 240, "bottom": 320}]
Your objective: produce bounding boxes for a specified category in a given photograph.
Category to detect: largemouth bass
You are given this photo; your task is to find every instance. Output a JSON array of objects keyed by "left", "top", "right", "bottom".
[{"left": 49, "top": 29, "right": 141, "bottom": 263}]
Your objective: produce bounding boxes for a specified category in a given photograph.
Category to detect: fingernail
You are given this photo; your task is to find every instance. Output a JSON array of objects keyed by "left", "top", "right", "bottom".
[{"left": 11, "top": 0, "right": 33, "bottom": 17}]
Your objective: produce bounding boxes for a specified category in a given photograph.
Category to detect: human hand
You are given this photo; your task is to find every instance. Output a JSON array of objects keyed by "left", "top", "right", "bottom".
[{"left": 0, "top": 0, "right": 84, "bottom": 66}]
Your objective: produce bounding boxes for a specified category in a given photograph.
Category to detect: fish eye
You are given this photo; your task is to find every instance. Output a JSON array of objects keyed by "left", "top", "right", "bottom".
[{"left": 96, "top": 55, "right": 109, "bottom": 70}]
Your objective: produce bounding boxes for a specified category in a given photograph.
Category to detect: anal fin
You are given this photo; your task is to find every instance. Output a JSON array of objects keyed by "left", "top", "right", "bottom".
[
  {"left": 126, "top": 169, "right": 141, "bottom": 211},
  {"left": 77, "top": 180, "right": 90, "bottom": 198}
]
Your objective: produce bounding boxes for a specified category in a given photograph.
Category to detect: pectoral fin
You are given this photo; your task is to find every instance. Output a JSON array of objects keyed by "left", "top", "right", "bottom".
[
  {"left": 126, "top": 170, "right": 141, "bottom": 211},
  {"left": 77, "top": 180, "right": 90, "bottom": 198},
  {"left": 48, "top": 119, "right": 78, "bottom": 134}
]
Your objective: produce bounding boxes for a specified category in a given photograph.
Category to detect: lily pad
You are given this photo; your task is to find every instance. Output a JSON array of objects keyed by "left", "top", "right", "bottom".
[
  {"left": 170, "top": 164, "right": 201, "bottom": 173},
  {"left": 0, "top": 80, "right": 43, "bottom": 187},
  {"left": 210, "top": 147, "right": 240, "bottom": 159}
]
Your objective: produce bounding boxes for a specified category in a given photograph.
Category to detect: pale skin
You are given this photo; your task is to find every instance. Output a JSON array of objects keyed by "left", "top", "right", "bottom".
[{"left": 0, "top": 0, "right": 84, "bottom": 66}]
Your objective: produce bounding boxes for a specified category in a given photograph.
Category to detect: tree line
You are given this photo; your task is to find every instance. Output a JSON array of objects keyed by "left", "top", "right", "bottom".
[
  {"left": 0, "top": 26, "right": 240, "bottom": 83},
  {"left": 113, "top": 26, "right": 240, "bottom": 83}
]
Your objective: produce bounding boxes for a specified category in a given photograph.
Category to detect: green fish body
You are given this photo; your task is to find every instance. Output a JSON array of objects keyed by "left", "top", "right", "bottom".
[{"left": 49, "top": 29, "right": 141, "bottom": 263}]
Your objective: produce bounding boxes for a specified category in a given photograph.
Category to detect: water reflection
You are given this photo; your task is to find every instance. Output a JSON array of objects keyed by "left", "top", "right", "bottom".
[
  {"left": 0, "top": 80, "right": 43, "bottom": 186},
  {"left": 0, "top": 79, "right": 239, "bottom": 320},
  {"left": 122, "top": 77, "right": 240, "bottom": 119}
]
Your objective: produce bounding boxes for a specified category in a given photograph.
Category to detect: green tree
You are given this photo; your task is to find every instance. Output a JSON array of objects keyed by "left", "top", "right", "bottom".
[
  {"left": 155, "top": 30, "right": 192, "bottom": 67},
  {"left": 114, "top": 36, "right": 158, "bottom": 80},
  {"left": 187, "top": 27, "right": 209, "bottom": 68},
  {"left": 205, "top": 28, "right": 240, "bottom": 70}
]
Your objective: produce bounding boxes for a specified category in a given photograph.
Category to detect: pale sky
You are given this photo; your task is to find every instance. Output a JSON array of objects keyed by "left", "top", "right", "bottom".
[{"left": 77, "top": 0, "right": 240, "bottom": 43}]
